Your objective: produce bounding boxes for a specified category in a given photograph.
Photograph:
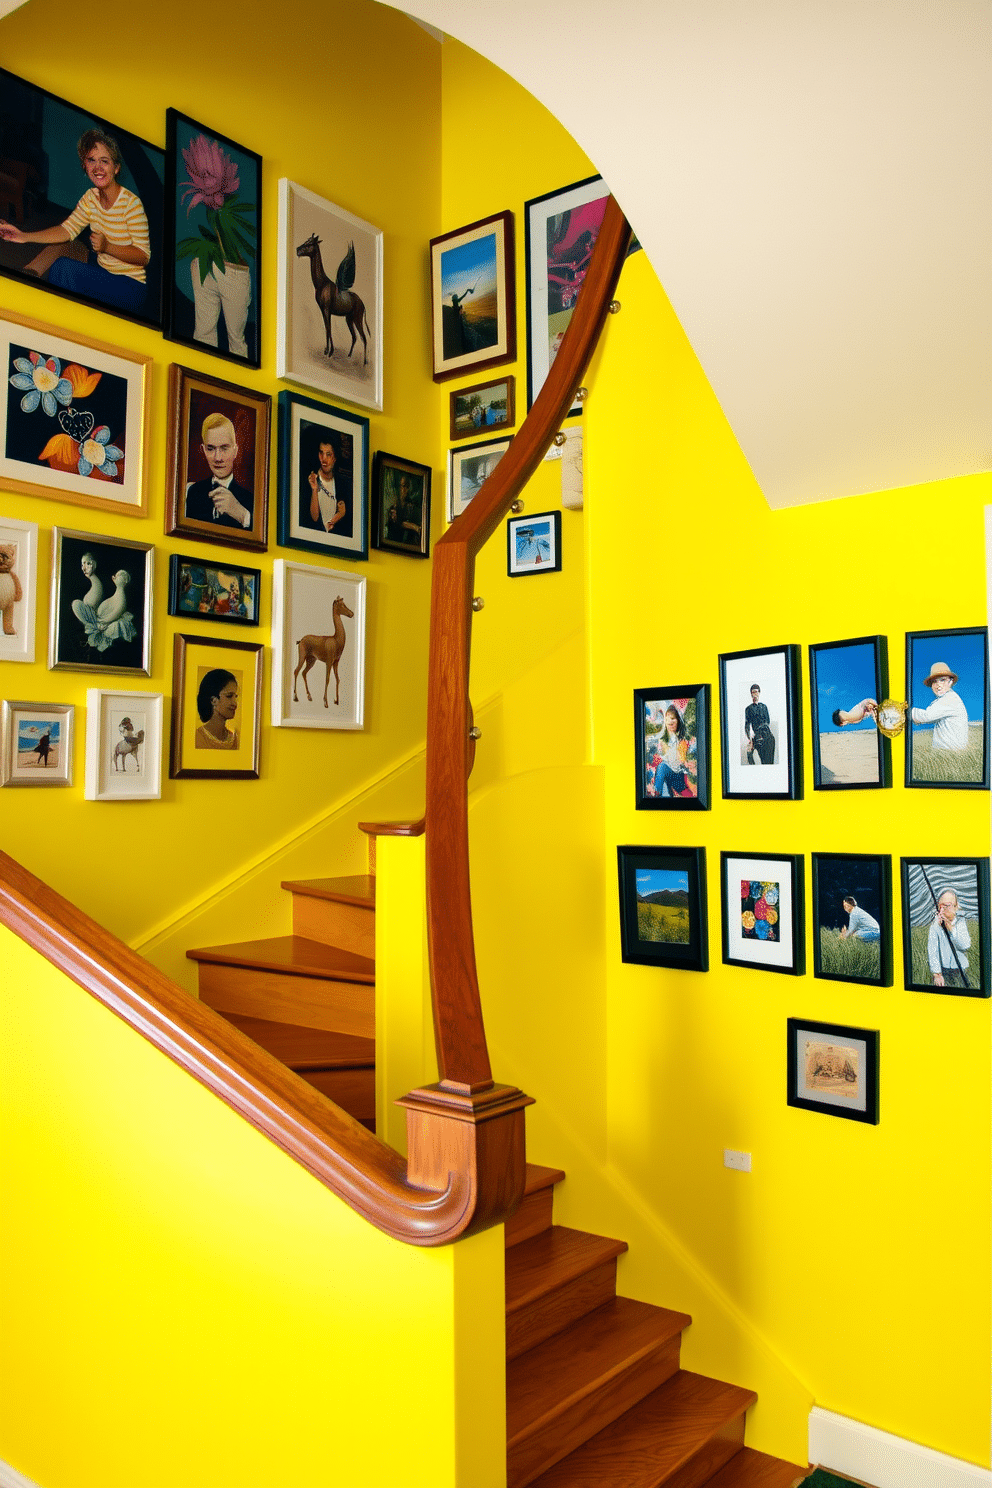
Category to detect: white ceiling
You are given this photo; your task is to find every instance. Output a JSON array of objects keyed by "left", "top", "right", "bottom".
[{"left": 390, "top": 0, "right": 992, "bottom": 508}]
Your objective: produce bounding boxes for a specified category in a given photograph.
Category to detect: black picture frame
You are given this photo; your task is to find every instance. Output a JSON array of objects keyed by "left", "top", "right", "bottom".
[
  {"left": 617, "top": 845, "right": 708, "bottom": 972},
  {"left": 277, "top": 390, "right": 369, "bottom": 563},
  {"left": 48, "top": 526, "right": 153, "bottom": 676},
  {"left": 721, "top": 851, "right": 805, "bottom": 976},
  {"left": 718, "top": 644, "right": 802, "bottom": 800},
  {"left": 634, "top": 684, "right": 710, "bottom": 811},
  {"left": 905, "top": 627, "right": 990, "bottom": 791},
  {"left": 524, "top": 174, "right": 609, "bottom": 414},
  {"left": 900, "top": 856, "right": 990, "bottom": 998},
  {"left": 371, "top": 451, "right": 431, "bottom": 558},
  {"left": 167, "top": 553, "right": 261, "bottom": 626},
  {"left": 812, "top": 852, "right": 892, "bottom": 987},
  {"left": 809, "top": 635, "right": 890, "bottom": 790},
  {"left": 787, "top": 1019, "right": 879, "bottom": 1125},
  {"left": 0, "top": 67, "right": 165, "bottom": 330},
  {"left": 164, "top": 110, "right": 261, "bottom": 369},
  {"left": 506, "top": 510, "right": 562, "bottom": 577}
]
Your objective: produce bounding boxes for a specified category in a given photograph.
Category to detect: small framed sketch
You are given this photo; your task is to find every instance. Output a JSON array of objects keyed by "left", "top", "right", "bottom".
[
  {"left": 49, "top": 528, "right": 152, "bottom": 675},
  {"left": 447, "top": 437, "right": 511, "bottom": 523},
  {"left": 165, "top": 364, "right": 270, "bottom": 552},
  {"left": 165, "top": 110, "right": 262, "bottom": 368},
  {"left": 170, "top": 633, "right": 262, "bottom": 780},
  {"left": 525, "top": 175, "right": 609, "bottom": 412},
  {"left": 168, "top": 554, "right": 260, "bottom": 625},
  {"left": 812, "top": 852, "right": 892, "bottom": 987},
  {"left": 719, "top": 644, "right": 802, "bottom": 800},
  {"left": 507, "top": 510, "right": 561, "bottom": 577},
  {"left": 809, "top": 635, "right": 890, "bottom": 790},
  {"left": 430, "top": 211, "right": 516, "bottom": 383},
  {"left": 722, "top": 851, "right": 805, "bottom": 975},
  {"left": 787, "top": 1019, "right": 879, "bottom": 1125},
  {"left": 271, "top": 561, "right": 366, "bottom": 731},
  {"left": 1, "top": 310, "right": 150, "bottom": 516},
  {"left": 900, "top": 857, "right": 990, "bottom": 998},
  {"left": 905, "top": 628, "right": 989, "bottom": 790},
  {"left": 0, "top": 516, "right": 38, "bottom": 665},
  {"left": 371, "top": 451, "right": 431, "bottom": 558},
  {"left": 276, "top": 179, "right": 383, "bottom": 412},
  {"left": 85, "top": 689, "right": 163, "bottom": 801},
  {"left": 1, "top": 701, "right": 73, "bottom": 788},
  {"left": 450, "top": 376, "right": 516, "bottom": 440},
  {"left": 617, "top": 845, "right": 708, "bottom": 972},
  {"left": 277, "top": 390, "right": 369, "bottom": 561},
  {"left": 634, "top": 684, "right": 710, "bottom": 811}
]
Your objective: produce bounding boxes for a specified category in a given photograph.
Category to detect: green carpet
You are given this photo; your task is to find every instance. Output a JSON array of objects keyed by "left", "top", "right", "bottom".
[{"left": 802, "top": 1472, "right": 873, "bottom": 1488}]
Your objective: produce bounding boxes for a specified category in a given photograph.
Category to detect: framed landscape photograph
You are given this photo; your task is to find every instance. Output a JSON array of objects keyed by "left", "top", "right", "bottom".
[
  {"left": 276, "top": 178, "right": 382, "bottom": 412},
  {"left": 719, "top": 644, "right": 803, "bottom": 800},
  {"left": 49, "top": 527, "right": 152, "bottom": 675},
  {"left": 277, "top": 390, "right": 369, "bottom": 562},
  {"left": 447, "top": 437, "right": 511, "bottom": 523},
  {"left": 787, "top": 1019, "right": 879, "bottom": 1125},
  {"left": 900, "top": 857, "right": 990, "bottom": 998},
  {"left": 450, "top": 376, "right": 515, "bottom": 440},
  {"left": 634, "top": 684, "right": 710, "bottom": 811},
  {"left": 170, "top": 633, "right": 262, "bottom": 780},
  {"left": 722, "top": 851, "right": 805, "bottom": 976},
  {"left": 430, "top": 210, "right": 515, "bottom": 383},
  {"left": 165, "top": 110, "right": 261, "bottom": 369},
  {"left": 617, "top": 845, "right": 708, "bottom": 972},
  {"left": 507, "top": 510, "right": 561, "bottom": 577},
  {"left": 905, "top": 627, "right": 989, "bottom": 790},
  {"left": 270, "top": 560, "right": 366, "bottom": 730},
  {"left": 371, "top": 451, "right": 431, "bottom": 558},
  {"left": 0, "top": 515, "right": 37, "bottom": 665},
  {"left": 168, "top": 554, "right": 260, "bottom": 625},
  {"left": 84, "top": 688, "right": 163, "bottom": 801},
  {"left": 525, "top": 175, "right": 609, "bottom": 413},
  {"left": 812, "top": 852, "right": 892, "bottom": 987},
  {"left": 165, "top": 364, "right": 270, "bottom": 552},
  {"left": 1, "top": 310, "right": 150, "bottom": 516},
  {"left": 809, "top": 635, "right": 890, "bottom": 790},
  {"left": 1, "top": 700, "right": 73, "bottom": 788},
  {"left": 0, "top": 67, "right": 165, "bottom": 329}
]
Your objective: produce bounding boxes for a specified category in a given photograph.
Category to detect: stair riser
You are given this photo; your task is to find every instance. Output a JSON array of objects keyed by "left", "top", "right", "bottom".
[
  {"left": 661, "top": 1417, "right": 747, "bottom": 1488},
  {"left": 299, "top": 1065, "right": 376, "bottom": 1122},
  {"left": 509, "top": 1336, "right": 682, "bottom": 1488},
  {"left": 507, "top": 1260, "right": 618, "bottom": 1361},
  {"left": 506, "top": 1185, "right": 555, "bottom": 1248},
  {"left": 198, "top": 963, "right": 375, "bottom": 1039},
  {"left": 292, "top": 896, "right": 375, "bottom": 957}
]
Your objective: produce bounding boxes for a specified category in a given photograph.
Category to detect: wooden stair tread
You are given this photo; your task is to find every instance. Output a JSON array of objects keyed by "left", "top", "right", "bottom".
[
  {"left": 506, "top": 1226, "right": 627, "bottom": 1315},
  {"left": 186, "top": 935, "right": 375, "bottom": 984},
  {"left": 507, "top": 1297, "right": 691, "bottom": 1444},
  {"left": 525, "top": 1164, "right": 567, "bottom": 1195},
  {"left": 705, "top": 1446, "right": 810, "bottom": 1488},
  {"left": 280, "top": 875, "right": 376, "bottom": 908},
  {"left": 526, "top": 1370, "right": 758, "bottom": 1488},
  {"left": 218, "top": 1014, "right": 374, "bottom": 1069}
]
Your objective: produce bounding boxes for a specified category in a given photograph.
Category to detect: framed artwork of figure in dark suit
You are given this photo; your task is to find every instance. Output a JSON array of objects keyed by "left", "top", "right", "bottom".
[
  {"left": 165, "top": 364, "right": 270, "bottom": 551},
  {"left": 276, "top": 390, "right": 369, "bottom": 562}
]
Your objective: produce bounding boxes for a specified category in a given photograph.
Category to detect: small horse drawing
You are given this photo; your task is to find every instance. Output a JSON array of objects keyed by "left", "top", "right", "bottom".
[
  {"left": 113, "top": 718, "right": 144, "bottom": 772},
  {"left": 293, "top": 596, "right": 354, "bottom": 709},
  {"left": 296, "top": 235, "right": 370, "bottom": 366}
]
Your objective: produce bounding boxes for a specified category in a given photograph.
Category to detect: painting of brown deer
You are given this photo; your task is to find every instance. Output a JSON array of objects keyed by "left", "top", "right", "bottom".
[
  {"left": 293, "top": 596, "right": 354, "bottom": 708},
  {"left": 296, "top": 235, "right": 369, "bottom": 366}
]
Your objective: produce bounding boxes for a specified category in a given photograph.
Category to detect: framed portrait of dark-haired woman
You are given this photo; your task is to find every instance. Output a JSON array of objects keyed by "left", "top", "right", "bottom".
[
  {"left": 170, "top": 632, "right": 262, "bottom": 780},
  {"left": 634, "top": 684, "right": 710, "bottom": 810}
]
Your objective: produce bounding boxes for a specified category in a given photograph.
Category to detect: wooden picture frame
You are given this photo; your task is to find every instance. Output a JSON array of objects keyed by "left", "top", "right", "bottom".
[
  {"left": 525, "top": 175, "right": 609, "bottom": 412},
  {"left": 617, "top": 844, "right": 708, "bottom": 972},
  {"left": 84, "top": 688, "right": 163, "bottom": 801},
  {"left": 809, "top": 635, "right": 890, "bottom": 790},
  {"left": 634, "top": 684, "right": 710, "bottom": 811},
  {"left": 276, "top": 178, "right": 383, "bottom": 412},
  {"left": 900, "top": 856, "right": 990, "bottom": 997},
  {"left": 719, "top": 644, "right": 803, "bottom": 800},
  {"left": 812, "top": 852, "right": 893, "bottom": 987},
  {"left": 164, "top": 109, "right": 262, "bottom": 369},
  {"left": 167, "top": 553, "right": 260, "bottom": 626},
  {"left": 447, "top": 436, "right": 511, "bottom": 523},
  {"left": 0, "top": 700, "right": 74, "bottom": 788},
  {"left": 277, "top": 390, "right": 369, "bottom": 562},
  {"left": 270, "top": 560, "right": 366, "bottom": 730},
  {"left": 371, "top": 451, "right": 431, "bottom": 558},
  {"left": 430, "top": 210, "right": 516, "bottom": 383},
  {"left": 170, "top": 632, "right": 262, "bottom": 780},
  {"left": 449, "top": 375, "right": 516, "bottom": 440},
  {"left": 49, "top": 527, "right": 153, "bottom": 676},
  {"left": 165, "top": 363, "right": 270, "bottom": 552},
  {"left": 721, "top": 851, "right": 805, "bottom": 976},
  {"left": 787, "top": 1018, "right": 879, "bottom": 1125},
  {"left": 507, "top": 510, "right": 561, "bottom": 576},
  {"left": 905, "top": 627, "right": 990, "bottom": 790},
  {"left": 0, "top": 515, "right": 38, "bottom": 665},
  {"left": 1, "top": 310, "right": 150, "bottom": 516}
]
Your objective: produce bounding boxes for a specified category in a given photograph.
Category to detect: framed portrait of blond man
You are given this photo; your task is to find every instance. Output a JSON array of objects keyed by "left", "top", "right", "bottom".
[{"left": 165, "top": 364, "right": 270, "bottom": 551}]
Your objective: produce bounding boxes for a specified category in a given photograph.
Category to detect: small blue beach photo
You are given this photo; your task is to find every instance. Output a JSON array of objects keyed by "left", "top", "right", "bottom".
[
  {"left": 809, "top": 635, "right": 888, "bottom": 789},
  {"left": 507, "top": 509, "right": 561, "bottom": 576}
]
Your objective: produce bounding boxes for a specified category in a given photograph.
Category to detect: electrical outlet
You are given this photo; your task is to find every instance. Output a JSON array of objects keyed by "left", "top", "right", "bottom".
[{"left": 723, "top": 1148, "right": 752, "bottom": 1172}]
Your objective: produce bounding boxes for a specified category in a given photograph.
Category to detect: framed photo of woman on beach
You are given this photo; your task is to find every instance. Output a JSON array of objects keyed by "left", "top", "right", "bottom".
[
  {"left": 812, "top": 852, "right": 892, "bottom": 987},
  {"left": 0, "top": 700, "right": 73, "bottom": 788},
  {"left": 634, "top": 684, "right": 710, "bottom": 810},
  {"left": 718, "top": 644, "right": 802, "bottom": 800},
  {"left": 900, "top": 857, "right": 990, "bottom": 998},
  {"left": 809, "top": 636, "right": 890, "bottom": 790},
  {"left": 170, "top": 632, "right": 262, "bottom": 780},
  {"left": 430, "top": 211, "right": 516, "bottom": 383},
  {"left": 905, "top": 628, "right": 989, "bottom": 790}
]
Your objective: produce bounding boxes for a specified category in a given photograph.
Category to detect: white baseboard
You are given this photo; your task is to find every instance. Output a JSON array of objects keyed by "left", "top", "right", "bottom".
[
  {"left": 0, "top": 1461, "right": 43, "bottom": 1488},
  {"left": 809, "top": 1407, "right": 992, "bottom": 1488}
]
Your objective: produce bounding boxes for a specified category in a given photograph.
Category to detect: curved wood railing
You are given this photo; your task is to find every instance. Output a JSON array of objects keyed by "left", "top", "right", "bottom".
[{"left": 0, "top": 197, "right": 632, "bottom": 1247}]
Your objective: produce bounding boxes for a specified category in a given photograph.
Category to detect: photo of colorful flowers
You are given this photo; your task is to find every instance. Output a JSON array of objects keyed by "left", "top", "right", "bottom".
[
  {"left": 740, "top": 878, "right": 780, "bottom": 942},
  {"left": 721, "top": 851, "right": 805, "bottom": 976}
]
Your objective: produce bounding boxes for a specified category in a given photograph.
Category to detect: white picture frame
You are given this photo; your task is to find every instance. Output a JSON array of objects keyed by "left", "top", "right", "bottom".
[
  {"left": 271, "top": 560, "right": 366, "bottom": 730},
  {"left": 276, "top": 178, "right": 383, "bottom": 413},
  {"left": 1, "top": 700, "right": 74, "bottom": 787},
  {"left": 447, "top": 436, "right": 511, "bottom": 523},
  {"left": 0, "top": 515, "right": 38, "bottom": 664},
  {"left": 85, "top": 689, "right": 163, "bottom": 801}
]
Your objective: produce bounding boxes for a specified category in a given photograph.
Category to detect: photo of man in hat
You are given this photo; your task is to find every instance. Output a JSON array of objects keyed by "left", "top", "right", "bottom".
[
  {"left": 906, "top": 627, "right": 990, "bottom": 788},
  {"left": 910, "top": 660, "right": 968, "bottom": 751}
]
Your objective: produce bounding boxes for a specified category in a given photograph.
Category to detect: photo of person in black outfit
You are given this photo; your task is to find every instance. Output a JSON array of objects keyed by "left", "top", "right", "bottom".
[{"left": 744, "top": 684, "right": 776, "bottom": 765}]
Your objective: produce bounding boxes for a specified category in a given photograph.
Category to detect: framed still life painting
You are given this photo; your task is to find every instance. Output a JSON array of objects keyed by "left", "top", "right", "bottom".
[
  {"left": 633, "top": 684, "right": 710, "bottom": 811},
  {"left": 170, "top": 632, "right": 262, "bottom": 780},
  {"left": 430, "top": 211, "right": 516, "bottom": 383},
  {"left": 84, "top": 688, "right": 163, "bottom": 801},
  {"left": 49, "top": 527, "right": 153, "bottom": 675}
]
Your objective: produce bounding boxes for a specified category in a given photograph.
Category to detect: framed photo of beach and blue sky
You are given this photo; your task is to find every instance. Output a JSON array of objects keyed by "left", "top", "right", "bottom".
[
  {"left": 905, "top": 628, "right": 989, "bottom": 790},
  {"left": 809, "top": 635, "right": 890, "bottom": 790}
]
